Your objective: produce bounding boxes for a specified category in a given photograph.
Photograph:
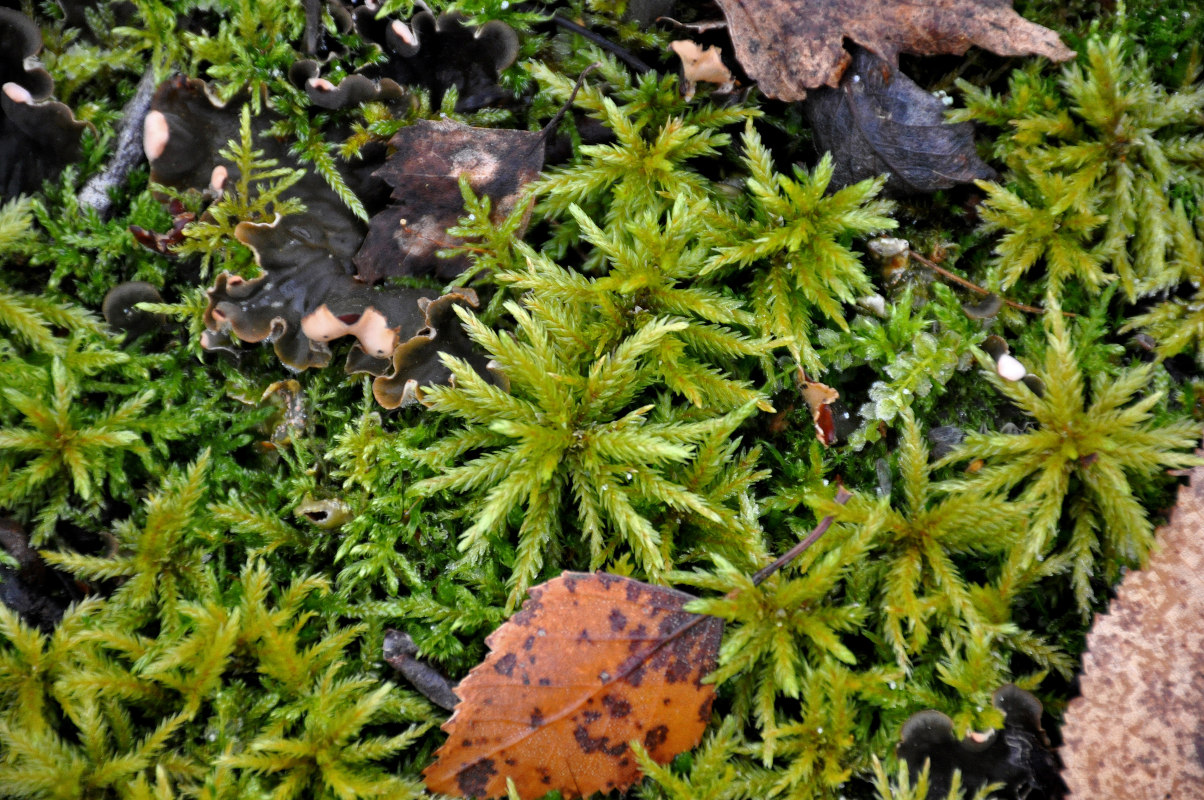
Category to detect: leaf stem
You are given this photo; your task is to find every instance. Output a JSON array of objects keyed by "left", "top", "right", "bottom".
[
  {"left": 751, "top": 487, "right": 851, "bottom": 586},
  {"left": 906, "top": 249, "right": 1070, "bottom": 317}
]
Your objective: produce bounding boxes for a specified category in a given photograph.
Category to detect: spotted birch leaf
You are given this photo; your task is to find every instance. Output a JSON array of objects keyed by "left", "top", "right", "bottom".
[{"left": 423, "top": 572, "right": 723, "bottom": 799}]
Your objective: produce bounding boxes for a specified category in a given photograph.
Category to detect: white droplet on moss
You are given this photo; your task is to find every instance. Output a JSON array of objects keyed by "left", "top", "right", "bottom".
[{"left": 996, "top": 353, "right": 1027, "bottom": 382}]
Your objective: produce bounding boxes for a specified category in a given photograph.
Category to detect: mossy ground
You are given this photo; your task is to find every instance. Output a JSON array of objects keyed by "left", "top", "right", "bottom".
[{"left": 1, "top": 0, "right": 1202, "bottom": 798}]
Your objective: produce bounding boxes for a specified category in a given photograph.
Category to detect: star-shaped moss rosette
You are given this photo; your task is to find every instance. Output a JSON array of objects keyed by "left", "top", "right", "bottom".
[
  {"left": 897, "top": 685, "right": 1064, "bottom": 800},
  {"left": 355, "top": 119, "right": 544, "bottom": 282},
  {"left": 351, "top": 1, "right": 518, "bottom": 112},
  {"left": 0, "top": 8, "right": 89, "bottom": 200}
]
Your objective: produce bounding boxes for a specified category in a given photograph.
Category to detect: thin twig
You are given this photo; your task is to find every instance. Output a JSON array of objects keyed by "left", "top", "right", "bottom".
[
  {"left": 550, "top": 14, "right": 651, "bottom": 74},
  {"left": 78, "top": 67, "right": 159, "bottom": 218},
  {"left": 537, "top": 61, "right": 602, "bottom": 145},
  {"left": 751, "top": 487, "right": 851, "bottom": 586},
  {"left": 907, "top": 249, "right": 1073, "bottom": 317}
]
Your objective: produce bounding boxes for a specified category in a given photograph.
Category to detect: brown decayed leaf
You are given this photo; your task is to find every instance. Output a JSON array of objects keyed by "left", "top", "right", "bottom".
[
  {"left": 712, "top": 0, "right": 1073, "bottom": 101},
  {"left": 423, "top": 572, "right": 723, "bottom": 799},
  {"left": 670, "top": 40, "right": 737, "bottom": 100},
  {"left": 797, "top": 369, "right": 839, "bottom": 446},
  {"left": 354, "top": 119, "right": 543, "bottom": 282},
  {"left": 1060, "top": 463, "right": 1204, "bottom": 798}
]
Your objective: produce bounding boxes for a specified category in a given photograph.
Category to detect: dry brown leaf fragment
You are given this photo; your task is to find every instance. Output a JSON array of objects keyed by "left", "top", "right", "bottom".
[
  {"left": 712, "top": 0, "right": 1073, "bottom": 101},
  {"left": 1060, "top": 463, "right": 1204, "bottom": 799},
  {"left": 422, "top": 572, "right": 723, "bottom": 799},
  {"left": 670, "top": 40, "right": 737, "bottom": 99},
  {"left": 796, "top": 368, "right": 839, "bottom": 446},
  {"left": 354, "top": 119, "right": 543, "bottom": 282}
]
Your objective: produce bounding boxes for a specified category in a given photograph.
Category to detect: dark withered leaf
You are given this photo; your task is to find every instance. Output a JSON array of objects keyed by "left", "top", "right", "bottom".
[
  {"left": 423, "top": 572, "right": 722, "bottom": 799},
  {"left": 806, "top": 47, "right": 996, "bottom": 195},
  {"left": 354, "top": 119, "right": 543, "bottom": 282}
]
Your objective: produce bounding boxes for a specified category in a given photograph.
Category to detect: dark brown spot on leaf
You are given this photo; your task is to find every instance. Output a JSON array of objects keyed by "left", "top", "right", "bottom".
[
  {"left": 609, "top": 608, "right": 628, "bottom": 632},
  {"left": 493, "top": 653, "right": 516, "bottom": 677},
  {"left": 574, "top": 725, "right": 628, "bottom": 757},
  {"left": 644, "top": 725, "right": 669, "bottom": 753},
  {"left": 456, "top": 759, "right": 497, "bottom": 797},
  {"left": 602, "top": 694, "right": 632, "bottom": 718}
]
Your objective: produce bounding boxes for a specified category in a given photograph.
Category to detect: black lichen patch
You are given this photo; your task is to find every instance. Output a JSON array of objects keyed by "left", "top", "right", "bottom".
[
  {"left": 609, "top": 608, "right": 628, "bottom": 632},
  {"left": 102, "top": 281, "right": 166, "bottom": 341},
  {"left": 289, "top": 59, "right": 406, "bottom": 110},
  {"left": 897, "top": 685, "right": 1064, "bottom": 800},
  {"left": 0, "top": 9, "right": 88, "bottom": 200},
  {"left": 356, "top": 2, "right": 518, "bottom": 112},
  {"left": 372, "top": 290, "right": 506, "bottom": 409}
]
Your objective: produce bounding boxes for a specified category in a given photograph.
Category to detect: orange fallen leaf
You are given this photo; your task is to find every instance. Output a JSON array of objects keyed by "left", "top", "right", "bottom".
[
  {"left": 422, "top": 572, "right": 723, "bottom": 799},
  {"left": 712, "top": 0, "right": 1073, "bottom": 101}
]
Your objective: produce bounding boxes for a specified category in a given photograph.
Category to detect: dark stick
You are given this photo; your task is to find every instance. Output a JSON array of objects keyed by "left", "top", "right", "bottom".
[
  {"left": 550, "top": 14, "right": 651, "bottom": 74},
  {"left": 383, "top": 629, "right": 460, "bottom": 711},
  {"left": 906, "top": 249, "right": 1073, "bottom": 317},
  {"left": 538, "top": 61, "right": 602, "bottom": 144},
  {"left": 78, "top": 67, "right": 158, "bottom": 218},
  {"left": 751, "top": 487, "right": 851, "bottom": 586}
]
